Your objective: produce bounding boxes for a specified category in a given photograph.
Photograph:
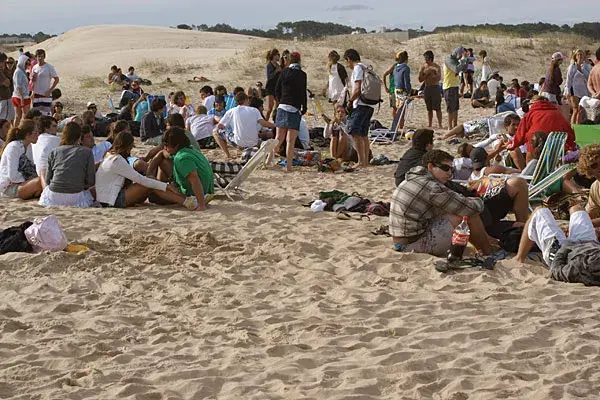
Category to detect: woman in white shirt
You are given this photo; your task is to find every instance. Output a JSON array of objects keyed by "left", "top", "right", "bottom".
[
  {"left": 95, "top": 130, "right": 193, "bottom": 208},
  {"left": 566, "top": 49, "right": 591, "bottom": 124},
  {"left": 0, "top": 119, "right": 42, "bottom": 199},
  {"left": 326, "top": 51, "right": 347, "bottom": 108}
]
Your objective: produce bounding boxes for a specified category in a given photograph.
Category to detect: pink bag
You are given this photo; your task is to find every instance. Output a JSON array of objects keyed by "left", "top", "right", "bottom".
[{"left": 24, "top": 215, "right": 68, "bottom": 253}]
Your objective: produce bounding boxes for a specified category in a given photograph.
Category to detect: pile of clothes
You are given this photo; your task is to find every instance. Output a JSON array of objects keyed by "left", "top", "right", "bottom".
[{"left": 309, "top": 190, "right": 390, "bottom": 216}]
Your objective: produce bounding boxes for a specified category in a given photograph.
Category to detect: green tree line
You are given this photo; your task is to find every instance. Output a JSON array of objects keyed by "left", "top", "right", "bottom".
[
  {"left": 0, "top": 32, "right": 56, "bottom": 43},
  {"left": 176, "top": 20, "right": 600, "bottom": 40}
]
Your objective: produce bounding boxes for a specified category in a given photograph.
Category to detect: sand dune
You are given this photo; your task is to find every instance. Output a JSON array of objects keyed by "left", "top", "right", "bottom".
[{"left": 2, "top": 25, "right": 600, "bottom": 399}]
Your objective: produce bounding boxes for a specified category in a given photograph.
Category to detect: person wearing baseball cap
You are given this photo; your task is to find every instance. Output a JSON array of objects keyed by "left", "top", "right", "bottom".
[
  {"left": 468, "top": 146, "right": 530, "bottom": 225},
  {"left": 541, "top": 52, "right": 566, "bottom": 104}
]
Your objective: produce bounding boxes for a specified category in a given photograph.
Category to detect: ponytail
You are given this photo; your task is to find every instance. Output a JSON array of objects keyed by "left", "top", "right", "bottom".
[{"left": 0, "top": 119, "right": 35, "bottom": 158}]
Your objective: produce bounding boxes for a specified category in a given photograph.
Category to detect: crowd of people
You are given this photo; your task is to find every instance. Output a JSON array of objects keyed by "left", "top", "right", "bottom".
[{"left": 2, "top": 42, "right": 600, "bottom": 284}]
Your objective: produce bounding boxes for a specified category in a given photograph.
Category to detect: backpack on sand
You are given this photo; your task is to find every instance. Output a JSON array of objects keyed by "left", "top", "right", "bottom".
[{"left": 359, "top": 65, "right": 383, "bottom": 106}]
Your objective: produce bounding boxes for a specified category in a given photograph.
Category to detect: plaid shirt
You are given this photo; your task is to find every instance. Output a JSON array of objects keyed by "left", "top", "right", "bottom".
[{"left": 389, "top": 166, "right": 484, "bottom": 238}]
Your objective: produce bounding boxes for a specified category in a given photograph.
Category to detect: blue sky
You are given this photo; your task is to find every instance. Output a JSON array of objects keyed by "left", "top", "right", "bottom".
[{"left": 2, "top": 0, "right": 599, "bottom": 34}]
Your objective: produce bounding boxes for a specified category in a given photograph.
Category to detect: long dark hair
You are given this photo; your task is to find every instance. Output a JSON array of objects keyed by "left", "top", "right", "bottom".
[
  {"left": 109, "top": 131, "right": 134, "bottom": 158},
  {"left": 0, "top": 119, "right": 35, "bottom": 158}
]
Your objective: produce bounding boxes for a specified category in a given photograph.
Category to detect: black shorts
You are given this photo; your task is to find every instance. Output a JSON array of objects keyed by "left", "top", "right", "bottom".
[
  {"left": 424, "top": 85, "right": 442, "bottom": 112},
  {"left": 465, "top": 70, "right": 474, "bottom": 85},
  {"left": 443, "top": 87, "right": 460, "bottom": 113},
  {"left": 484, "top": 187, "right": 512, "bottom": 223}
]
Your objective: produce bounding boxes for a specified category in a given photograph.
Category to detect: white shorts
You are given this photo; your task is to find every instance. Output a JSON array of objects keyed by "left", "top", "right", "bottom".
[{"left": 528, "top": 209, "right": 598, "bottom": 265}]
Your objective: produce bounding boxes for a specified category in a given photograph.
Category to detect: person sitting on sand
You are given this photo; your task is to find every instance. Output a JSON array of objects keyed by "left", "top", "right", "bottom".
[
  {"left": 215, "top": 85, "right": 237, "bottom": 111},
  {"left": 51, "top": 101, "right": 65, "bottom": 122},
  {"left": 30, "top": 116, "right": 60, "bottom": 188},
  {"left": 39, "top": 122, "right": 95, "bottom": 207},
  {"left": 145, "top": 126, "right": 214, "bottom": 210},
  {"left": 514, "top": 205, "right": 600, "bottom": 285},
  {"left": 0, "top": 119, "right": 11, "bottom": 148},
  {"left": 495, "top": 90, "right": 516, "bottom": 114},
  {"left": 213, "top": 92, "right": 275, "bottom": 159},
  {"left": 208, "top": 95, "right": 226, "bottom": 120},
  {"left": 394, "top": 128, "right": 434, "bottom": 186},
  {"left": 0, "top": 119, "right": 42, "bottom": 199},
  {"left": 467, "top": 147, "right": 530, "bottom": 224},
  {"left": 389, "top": 149, "right": 493, "bottom": 256},
  {"left": 119, "top": 99, "right": 135, "bottom": 121},
  {"left": 125, "top": 66, "right": 140, "bottom": 82},
  {"left": 186, "top": 105, "right": 218, "bottom": 149},
  {"left": 507, "top": 96, "right": 576, "bottom": 162},
  {"left": 168, "top": 90, "right": 194, "bottom": 120},
  {"left": 471, "top": 81, "right": 495, "bottom": 108},
  {"left": 141, "top": 97, "right": 166, "bottom": 145},
  {"left": 81, "top": 124, "right": 111, "bottom": 168},
  {"left": 95, "top": 130, "right": 195, "bottom": 209},
  {"left": 326, "top": 106, "right": 357, "bottom": 162},
  {"left": 200, "top": 85, "right": 215, "bottom": 111}
]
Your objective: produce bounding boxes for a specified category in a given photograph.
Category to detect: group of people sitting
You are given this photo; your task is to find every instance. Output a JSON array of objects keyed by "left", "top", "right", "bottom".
[
  {"left": 390, "top": 88, "right": 600, "bottom": 284},
  {"left": 0, "top": 110, "right": 214, "bottom": 211}
]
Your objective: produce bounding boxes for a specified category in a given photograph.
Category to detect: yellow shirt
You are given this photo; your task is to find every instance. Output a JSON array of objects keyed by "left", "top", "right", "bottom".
[
  {"left": 443, "top": 64, "right": 460, "bottom": 89},
  {"left": 587, "top": 180, "right": 600, "bottom": 218}
]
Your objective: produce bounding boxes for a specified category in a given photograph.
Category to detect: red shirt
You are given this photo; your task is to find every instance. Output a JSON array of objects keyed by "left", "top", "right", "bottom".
[
  {"left": 518, "top": 88, "right": 528, "bottom": 98},
  {"left": 510, "top": 101, "right": 575, "bottom": 153}
]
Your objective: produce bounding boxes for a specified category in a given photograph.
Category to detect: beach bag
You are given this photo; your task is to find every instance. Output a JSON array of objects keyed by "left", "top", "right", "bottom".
[
  {"left": 24, "top": 215, "right": 68, "bottom": 253},
  {"left": 359, "top": 65, "right": 383, "bottom": 105},
  {"left": 365, "top": 201, "right": 391, "bottom": 216}
]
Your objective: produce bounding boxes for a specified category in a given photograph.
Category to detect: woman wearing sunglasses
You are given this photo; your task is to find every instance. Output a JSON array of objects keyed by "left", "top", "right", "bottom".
[{"left": 390, "top": 149, "right": 493, "bottom": 257}]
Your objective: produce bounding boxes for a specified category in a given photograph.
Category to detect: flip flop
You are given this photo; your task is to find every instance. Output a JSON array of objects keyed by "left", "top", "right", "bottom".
[{"left": 336, "top": 211, "right": 370, "bottom": 221}]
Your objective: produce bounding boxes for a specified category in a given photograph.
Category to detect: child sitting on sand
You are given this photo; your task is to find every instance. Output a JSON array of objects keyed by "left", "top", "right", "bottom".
[
  {"left": 168, "top": 91, "right": 194, "bottom": 120},
  {"left": 325, "top": 106, "right": 359, "bottom": 162}
]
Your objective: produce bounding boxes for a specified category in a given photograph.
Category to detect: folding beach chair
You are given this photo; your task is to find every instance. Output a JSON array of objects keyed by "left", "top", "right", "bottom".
[
  {"left": 369, "top": 103, "right": 404, "bottom": 145},
  {"left": 528, "top": 163, "right": 577, "bottom": 201},
  {"left": 107, "top": 94, "right": 117, "bottom": 113},
  {"left": 215, "top": 139, "right": 279, "bottom": 201}
]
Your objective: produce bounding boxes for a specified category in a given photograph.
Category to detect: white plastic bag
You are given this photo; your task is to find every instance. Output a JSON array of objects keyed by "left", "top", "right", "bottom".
[{"left": 24, "top": 215, "right": 68, "bottom": 253}]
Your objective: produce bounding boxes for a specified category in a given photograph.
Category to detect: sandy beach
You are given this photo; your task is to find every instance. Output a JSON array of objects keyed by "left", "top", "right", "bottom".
[{"left": 2, "top": 25, "right": 600, "bottom": 399}]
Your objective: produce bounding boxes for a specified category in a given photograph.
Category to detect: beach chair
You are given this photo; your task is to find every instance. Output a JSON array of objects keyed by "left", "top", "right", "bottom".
[
  {"left": 574, "top": 124, "right": 600, "bottom": 147},
  {"left": 369, "top": 102, "right": 403, "bottom": 145},
  {"left": 215, "top": 139, "right": 279, "bottom": 201},
  {"left": 147, "top": 94, "right": 167, "bottom": 118},
  {"left": 107, "top": 94, "right": 118, "bottom": 113},
  {"left": 528, "top": 163, "right": 578, "bottom": 201}
]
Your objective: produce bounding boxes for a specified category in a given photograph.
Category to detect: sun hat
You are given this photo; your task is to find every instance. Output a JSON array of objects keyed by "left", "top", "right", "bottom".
[{"left": 551, "top": 52, "right": 566, "bottom": 61}]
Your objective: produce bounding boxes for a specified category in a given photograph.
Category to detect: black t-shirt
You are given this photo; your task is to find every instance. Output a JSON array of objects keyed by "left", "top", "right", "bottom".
[{"left": 0, "top": 68, "right": 11, "bottom": 100}]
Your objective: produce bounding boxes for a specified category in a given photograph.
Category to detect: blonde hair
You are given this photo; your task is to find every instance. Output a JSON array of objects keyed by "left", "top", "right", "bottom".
[
  {"left": 578, "top": 144, "right": 600, "bottom": 177},
  {"left": 571, "top": 48, "right": 584, "bottom": 63}
]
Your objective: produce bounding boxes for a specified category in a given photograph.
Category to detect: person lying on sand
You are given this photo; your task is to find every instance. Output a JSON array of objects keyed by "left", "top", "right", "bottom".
[
  {"left": 514, "top": 205, "right": 600, "bottom": 285},
  {"left": 437, "top": 110, "right": 516, "bottom": 141},
  {"left": 390, "top": 149, "right": 493, "bottom": 257}
]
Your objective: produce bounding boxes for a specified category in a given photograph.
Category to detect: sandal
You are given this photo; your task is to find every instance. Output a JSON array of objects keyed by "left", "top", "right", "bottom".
[{"left": 336, "top": 211, "right": 371, "bottom": 221}]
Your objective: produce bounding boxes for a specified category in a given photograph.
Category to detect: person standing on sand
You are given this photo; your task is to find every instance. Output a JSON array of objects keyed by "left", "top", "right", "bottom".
[
  {"left": 274, "top": 51, "right": 308, "bottom": 172},
  {"left": 344, "top": 48, "right": 375, "bottom": 168},
  {"left": 443, "top": 47, "right": 466, "bottom": 130},
  {"left": 31, "top": 49, "right": 59, "bottom": 116},
  {"left": 419, "top": 50, "right": 443, "bottom": 129},
  {"left": 326, "top": 50, "right": 348, "bottom": 110},
  {"left": 587, "top": 47, "right": 600, "bottom": 99},
  {"left": 566, "top": 49, "right": 590, "bottom": 124},
  {"left": 541, "top": 52, "right": 565, "bottom": 104},
  {"left": 0, "top": 53, "right": 15, "bottom": 122},
  {"left": 264, "top": 49, "right": 281, "bottom": 122}
]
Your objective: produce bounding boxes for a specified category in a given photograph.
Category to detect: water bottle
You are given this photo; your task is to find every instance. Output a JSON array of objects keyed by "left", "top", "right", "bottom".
[{"left": 447, "top": 217, "right": 470, "bottom": 262}]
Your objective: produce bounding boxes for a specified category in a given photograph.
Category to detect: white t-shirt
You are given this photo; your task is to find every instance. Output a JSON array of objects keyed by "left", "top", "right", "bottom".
[
  {"left": 32, "top": 63, "right": 58, "bottom": 96},
  {"left": 219, "top": 106, "right": 263, "bottom": 148},
  {"left": 31, "top": 133, "right": 61, "bottom": 176},
  {"left": 487, "top": 79, "right": 500, "bottom": 97},
  {"left": 203, "top": 95, "right": 215, "bottom": 111},
  {"left": 351, "top": 63, "right": 375, "bottom": 109},
  {"left": 187, "top": 114, "right": 215, "bottom": 141},
  {"left": 0, "top": 140, "right": 26, "bottom": 192},
  {"left": 298, "top": 118, "right": 310, "bottom": 149},
  {"left": 328, "top": 64, "right": 345, "bottom": 102}
]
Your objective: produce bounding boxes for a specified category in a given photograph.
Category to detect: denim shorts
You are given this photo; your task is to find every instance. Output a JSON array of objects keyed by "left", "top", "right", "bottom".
[
  {"left": 275, "top": 108, "right": 301, "bottom": 130},
  {"left": 347, "top": 105, "right": 374, "bottom": 137}
]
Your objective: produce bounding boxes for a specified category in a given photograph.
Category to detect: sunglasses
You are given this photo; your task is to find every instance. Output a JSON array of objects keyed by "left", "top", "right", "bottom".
[{"left": 434, "top": 163, "right": 455, "bottom": 173}]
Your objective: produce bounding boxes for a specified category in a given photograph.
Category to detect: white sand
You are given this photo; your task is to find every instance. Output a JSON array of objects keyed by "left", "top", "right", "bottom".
[{"left": 2, "top": 25, "right": 600, "bottom": 399}]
